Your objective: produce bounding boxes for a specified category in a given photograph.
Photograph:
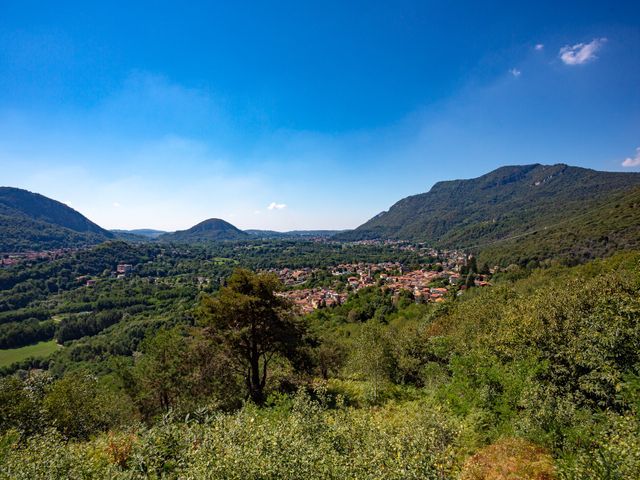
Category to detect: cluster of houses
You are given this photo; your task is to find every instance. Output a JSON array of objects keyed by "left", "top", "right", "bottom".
[
  {"left": 75, "top": 275, "right": 97, "bottom": 287},
  {"left": 381, "top": 269, "right": 449, "bottom": 302},
  {"left": 74, "top": 262, "right": 134, "bottom": 287},
  {"left": 264, "top": 267, "right": 314, "bottom": 286},
  {"left": 116, "top": 263, "right": 133, "bottom": 279},
  {"left": 278, "top": 288, "right": 348, "bottom": 314},
  {"left": 272, "top": 252, "right": 492, "bottom": 314},
  {"left": 1, "top": 248, "right": 77, "bottom": 267}
]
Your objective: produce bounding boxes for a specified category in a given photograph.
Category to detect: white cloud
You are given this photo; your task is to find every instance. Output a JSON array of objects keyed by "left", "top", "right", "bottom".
[
  {"left": 559, "top": 38, "right": 606, "bottom": 65},
  {"left": 267, "top": 202, "right": 287, "bottom": 210},
  {"left": 622, "top": 147, "right": 640, "bottom": 167},
  {"left": 534, "top": 44, "right": 544, "bottom": 51},
  {"left": 112, "top": 201, "right": 121, "bottom": 208},
  {"left": 509, "top": 68, "right": 521, "bottom": 77},
  {"left": 253, "top": 210, "right": 261, "bottom": 215}
]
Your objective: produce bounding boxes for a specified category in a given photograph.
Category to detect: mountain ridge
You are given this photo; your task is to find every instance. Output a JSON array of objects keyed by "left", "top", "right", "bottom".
[
  {"left": 337, "top": 164, "right": 640, "bottom": 263},
  {"left": 0, "top": 187, "right": 113, "bottom": 252}
]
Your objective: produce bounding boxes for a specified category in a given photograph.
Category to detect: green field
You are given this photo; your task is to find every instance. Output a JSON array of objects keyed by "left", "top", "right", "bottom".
[{"left": 0, "top": 340, "right": 59, "bottom": 368}]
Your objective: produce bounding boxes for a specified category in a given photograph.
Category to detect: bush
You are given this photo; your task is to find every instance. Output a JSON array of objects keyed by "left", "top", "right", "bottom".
[{"left": 0, "top": 390, "right": 462, "bottom": 479}]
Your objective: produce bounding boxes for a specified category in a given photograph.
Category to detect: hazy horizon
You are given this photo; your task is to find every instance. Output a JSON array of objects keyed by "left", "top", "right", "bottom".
[{"left": 2, "top": 1, "right": 639, "bottom": 230}]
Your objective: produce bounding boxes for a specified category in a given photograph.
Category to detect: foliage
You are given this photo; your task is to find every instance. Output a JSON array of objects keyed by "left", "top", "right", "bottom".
[
  {"left": 0, "top": 319, "right": 55, "bottom": 349},
  {"left": 0, "top": 390, "right": 461, "bottom": 479},
  {"left": 479, "top": 186, "right": 640, "bottom": 267},
  {"left": 200, "top": 269, "right": 308, "bottom": 404},
  {"left": 557, "top": 413, "right": 640, "bottom": 479},
  {"left": 0, "top": 370, "right": 131, "bottom": 440},
  {"left": 117, "top": 328, "right": 242, "bottom": 419},
  {"left": 347, "top": 320, "right": 394, "bottom": 403}
]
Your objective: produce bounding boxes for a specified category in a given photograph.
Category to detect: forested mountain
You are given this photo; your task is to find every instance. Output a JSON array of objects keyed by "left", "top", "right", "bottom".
[
  {"left": 159, "top": 218, "right": 249, "bottom": 242},
  {"left": 0, "top": 187, "right": 113, "bottom": 252},
  {"left": 339, "top": 164, "right": 640, "bottom": 262},
  {"left": 245, "top": 229, "right": 342, "bottom": 239},
  {"left": 478, "top": 185, "right": 640, "bottom": 266}
]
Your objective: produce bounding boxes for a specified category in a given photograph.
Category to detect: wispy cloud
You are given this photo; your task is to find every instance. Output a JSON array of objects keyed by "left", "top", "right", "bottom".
[
  {"left": 622, "top": 147, "right": 640, "bottom": 167},
  {"left": 112, "top": 201, "right": 121, "bottom": 208},
  {"left": 509, "top": 68, "right": 521, "bottom": 77},
  {"left": 534, "top": 44, "right": 544, "bottom": 51},
  {"left": 267, "top": 202, "right": 287, "bottom": 210},
  {"left": 559, "top": 38, "right": 606, "bottom": 65}
]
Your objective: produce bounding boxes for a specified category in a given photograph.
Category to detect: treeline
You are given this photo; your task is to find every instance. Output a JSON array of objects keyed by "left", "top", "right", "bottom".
[
  {"left": 0, "top": 312, "right": 126, "bottom": 350},
  {"left": 0, "top": 319, "right": 55, "bottom": 349},
  {"left": 56, "top": 311, "right": 122, "bottom": 343},
  {"left": 0, "top": 306, "right": 49, "bottom": 325}
]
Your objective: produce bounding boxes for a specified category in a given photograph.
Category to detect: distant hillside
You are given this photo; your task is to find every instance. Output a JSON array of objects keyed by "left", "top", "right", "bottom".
[
  {"left": 112, "top": 229, "right": 167, "bottom": 238},
  {"left": 0, "top": 187, "right": 113, "bottom": 252},
  {"left": 246, "top": 229, "right": 342, "bottom": 239},
  {"left": 111, "top": 229, "right": 167, "bottom": 242},
  {"left": 160, "top": 218, "right": 248, "bottom": 243},
  {"left": 338, "top": 164, "right": 640, "bottom": 263},
  {"left": 478, "top": 185, "right": 640, "bottom": 266}
]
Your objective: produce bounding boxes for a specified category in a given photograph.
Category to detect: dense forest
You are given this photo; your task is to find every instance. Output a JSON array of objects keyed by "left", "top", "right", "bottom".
[{"left": 0, "top": 236, "right": 638, "bottom": 478}]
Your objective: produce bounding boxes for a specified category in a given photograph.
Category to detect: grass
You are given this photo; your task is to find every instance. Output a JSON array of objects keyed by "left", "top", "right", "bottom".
[
  {"left": 0, "top": 340, "right": 59, "bottom": 367},
  {"left": 460, "top": 437, "right": 556, "bottom": 479}
]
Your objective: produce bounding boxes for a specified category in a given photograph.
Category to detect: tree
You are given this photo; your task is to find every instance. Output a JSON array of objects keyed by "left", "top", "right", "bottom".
[
  {"left": 468, "top": 255, "right": 478, "bottom": 274},
  {"left": 349, "top": 321, "right": 394, "bottom": 404},
  {"left": 315, "top": 336, "right": 346, "bottom": 380},
  {"left": 43, "top": 372, "right": 131, "bottom": 439},
  {"left": 132, "top": 329, "right": 190, "bottom": 416},
  {"left": 200, "top": 269, "right": 307, "bottom": 405},
  {"left": 0, "top": 373, "right": 50, "bottom": 438},
  {"left": 465, "top": 272, "right": 476, "bottom": 288}
]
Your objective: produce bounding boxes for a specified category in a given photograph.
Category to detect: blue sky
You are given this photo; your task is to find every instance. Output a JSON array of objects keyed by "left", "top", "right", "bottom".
[{"left": 1, "top": 1, "right": 639, "bottom": 230}]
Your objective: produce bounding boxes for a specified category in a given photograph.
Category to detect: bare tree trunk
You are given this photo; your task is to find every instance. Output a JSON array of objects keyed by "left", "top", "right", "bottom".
[{"left": 249, "top": 347, "right": 264, "bottom": 405}]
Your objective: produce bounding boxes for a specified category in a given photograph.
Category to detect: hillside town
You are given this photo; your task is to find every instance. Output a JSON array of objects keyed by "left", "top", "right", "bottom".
[
  {"left": 0, "top": 248, "right": 79, "bottom": 266},
  {"left": 273, "top": 250, "right": 492, "bottom": 314}
]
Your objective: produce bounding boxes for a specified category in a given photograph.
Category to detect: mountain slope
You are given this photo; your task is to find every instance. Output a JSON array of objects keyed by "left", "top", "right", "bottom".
[
  {"left": 111, "top": 229, "right": 167, "bottom": 242},
  {"left": 245, "top": 229, "right": 342, "bottom": 239},
  {"left": 0, "top": 188, "right": 110, "bottom": 235},
  {"left": 478, "top": 185, "right": 640, "bottom": 266},
  {"left": 0, "top": 187, "right": 113, "bottom": 252},
  {"left": 160, "top": 218, "right": 248, "bottom": 242},
  {"left": 111, "top": 229, "right": 167, "bottom": 238},
  {"left": 339, "top": 164, "right": 640, "bottom": 255}
]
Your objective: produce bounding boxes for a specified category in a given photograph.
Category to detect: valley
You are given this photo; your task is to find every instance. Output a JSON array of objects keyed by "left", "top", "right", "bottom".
[{"left": 1, "top": 164, "right": 639, "bottom": 478}]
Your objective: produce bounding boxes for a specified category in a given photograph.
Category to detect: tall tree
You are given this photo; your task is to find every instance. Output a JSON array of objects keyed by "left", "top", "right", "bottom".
[
  {"left": 132, "top": 329, "right": 190, "bottom": 416},
  {"left": 200, "top": 269, "right": 306, "bottom": 405},
  {"left": 349, "top": 320, "right": 394, "bottom": 404},
  {"left": 468, "top": 255, "right": 478, "bottom": 274},
  {"left": 465, "top": 272, "right": 476, "bottom": 288}
]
